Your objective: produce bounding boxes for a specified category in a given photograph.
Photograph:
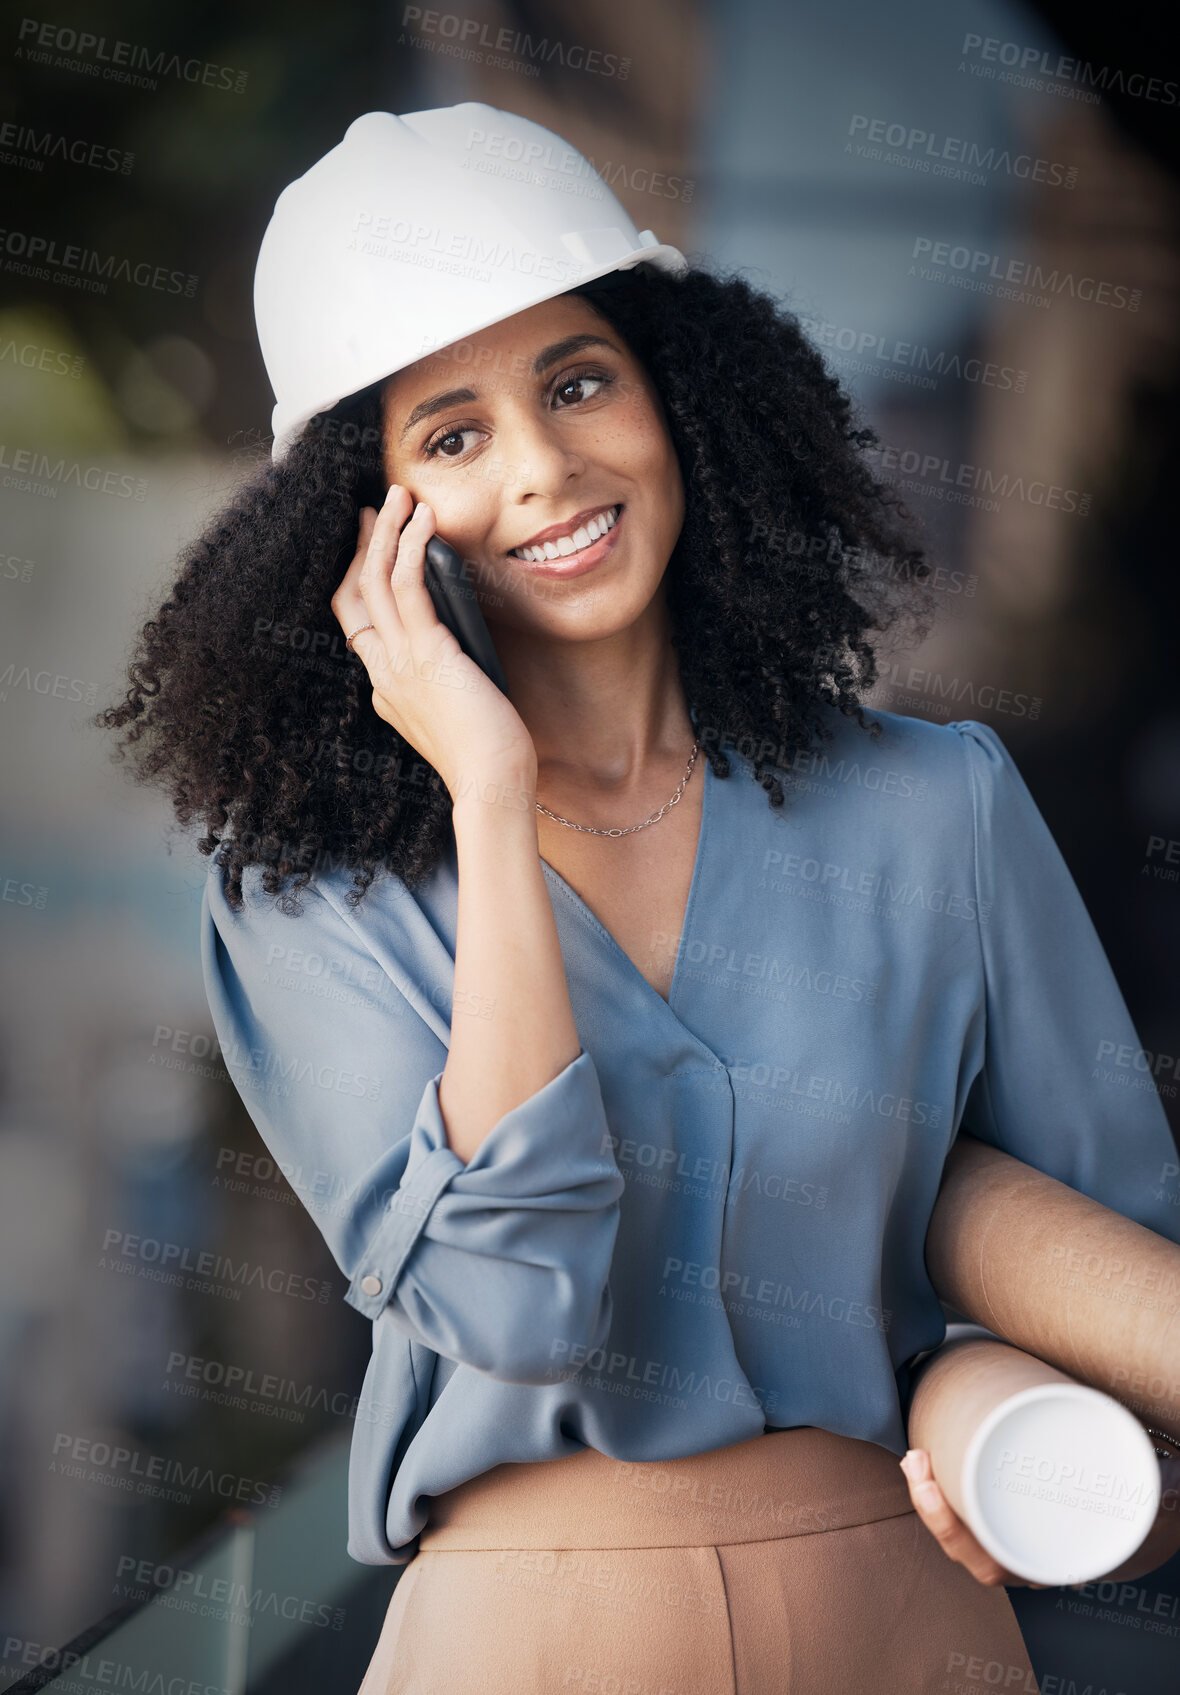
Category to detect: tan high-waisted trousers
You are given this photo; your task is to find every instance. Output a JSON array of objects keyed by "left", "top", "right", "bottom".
[{"left": 358, "top": 1428, "right": 1035, "bottom": 1695}]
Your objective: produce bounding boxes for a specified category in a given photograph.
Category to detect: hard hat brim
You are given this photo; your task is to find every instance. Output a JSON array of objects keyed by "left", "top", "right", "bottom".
[{"left": 268, "top": 241, "right": 689, "bottom": 463}]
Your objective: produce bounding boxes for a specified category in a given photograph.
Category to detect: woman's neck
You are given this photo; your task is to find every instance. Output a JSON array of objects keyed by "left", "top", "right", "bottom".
[{"left": 494, "top": 601, "right": 696, "bottom": 794}]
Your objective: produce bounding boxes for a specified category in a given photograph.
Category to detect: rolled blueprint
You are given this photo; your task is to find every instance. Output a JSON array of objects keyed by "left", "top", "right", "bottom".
[
  {"left": 927, "top": 1134, "right": 1180, "bottom": 1443},
  {"left": 907, "top": 1331, "right": 1160, "bottom": 1586}
]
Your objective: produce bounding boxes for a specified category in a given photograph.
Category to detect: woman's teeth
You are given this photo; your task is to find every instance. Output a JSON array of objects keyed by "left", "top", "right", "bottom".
[{"left": 511, "top": 504, "right": 619, "bottom": 562}]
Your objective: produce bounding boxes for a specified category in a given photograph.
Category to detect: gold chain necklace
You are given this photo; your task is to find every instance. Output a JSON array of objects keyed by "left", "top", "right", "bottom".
[{"left": 535, "top": 739, "right": 701, "bottom": 838}]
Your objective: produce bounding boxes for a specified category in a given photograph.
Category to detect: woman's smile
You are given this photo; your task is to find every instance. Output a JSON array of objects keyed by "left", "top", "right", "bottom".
[{"left": 507, "top": 502, "right": 625, "bottom": 579}]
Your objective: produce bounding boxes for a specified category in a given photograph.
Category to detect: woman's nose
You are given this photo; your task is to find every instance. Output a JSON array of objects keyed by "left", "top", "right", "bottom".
[{"left": 496, "top": 413, "right": 586, "bottom": 498}]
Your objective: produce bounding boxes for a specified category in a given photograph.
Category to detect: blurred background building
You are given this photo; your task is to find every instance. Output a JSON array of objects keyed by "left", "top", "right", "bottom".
[{"left": 1, "top": 0, "right": 1178, "bottom": 1689}]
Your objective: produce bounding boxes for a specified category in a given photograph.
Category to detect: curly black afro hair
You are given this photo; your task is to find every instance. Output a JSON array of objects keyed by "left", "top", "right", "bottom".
[{"left": 96, "top": 262, "right": 935, "bottom": 913}]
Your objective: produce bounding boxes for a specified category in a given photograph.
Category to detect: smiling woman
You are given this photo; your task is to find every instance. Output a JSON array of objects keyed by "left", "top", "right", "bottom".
[
  {"left": 96, "top": 253, "right": 931, "bottom": 916},
  {"left": 91, "top": 102, "right": 1180, "bottom": 1695}
]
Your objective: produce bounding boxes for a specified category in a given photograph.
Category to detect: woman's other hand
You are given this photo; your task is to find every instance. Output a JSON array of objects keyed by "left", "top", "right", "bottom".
[
  {"left": 900, "top": 1448, "right": 1180, "bottom": 1590},
  {"left": 331, "top": 486, "right": 536, "bottom": 804},
  {"left": 900, "top": 1448, "right": 1036, "bottom": 1588}
]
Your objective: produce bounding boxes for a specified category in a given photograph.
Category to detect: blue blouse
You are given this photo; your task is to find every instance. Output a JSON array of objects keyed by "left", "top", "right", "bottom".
[{"left": 199, "top": 709, "right": 1180, "bottom": 1565}]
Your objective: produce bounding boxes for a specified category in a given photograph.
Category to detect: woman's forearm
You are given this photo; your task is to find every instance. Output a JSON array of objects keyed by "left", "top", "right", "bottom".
[{"left": 438, "top": 769, "right": 582, "bottom": 1164}]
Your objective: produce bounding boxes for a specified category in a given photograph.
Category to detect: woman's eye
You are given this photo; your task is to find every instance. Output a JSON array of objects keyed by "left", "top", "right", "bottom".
[
  {"left": 423, "top": 372, "right": 612, "bottom": 456},
  {"left": 425, "top": 426, "right": 484, "bottom": 459},
  {"left": 554, "top": 371, "right": 612, "bottom": 407}
]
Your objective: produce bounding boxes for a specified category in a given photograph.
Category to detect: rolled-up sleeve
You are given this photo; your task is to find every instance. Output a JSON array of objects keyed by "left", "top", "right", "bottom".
[
  {"left": 950, "top": 717, "right": 1180, "bottom": 1244},
  {"left": 200, "top": 863, "right": 624, "bottom": 1383}
]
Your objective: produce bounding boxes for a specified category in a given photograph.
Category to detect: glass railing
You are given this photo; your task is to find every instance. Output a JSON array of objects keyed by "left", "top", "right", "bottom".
[{"left": 7, "top": 1431, "right": 401, "bottom": 1695}]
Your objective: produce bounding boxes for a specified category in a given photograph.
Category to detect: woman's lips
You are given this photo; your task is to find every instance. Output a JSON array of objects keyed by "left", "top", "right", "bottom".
[{"left": 508, "top": 505, "right": 625, "bottom": 578}]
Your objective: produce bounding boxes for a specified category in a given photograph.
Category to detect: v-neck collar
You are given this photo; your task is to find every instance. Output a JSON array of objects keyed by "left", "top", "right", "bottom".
[{"left": 539, "top": 751, "right": 714, "bottom": 1017}]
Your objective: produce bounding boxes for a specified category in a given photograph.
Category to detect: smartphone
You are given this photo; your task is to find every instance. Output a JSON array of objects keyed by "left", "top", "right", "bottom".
[
  {"left": 363, "top": 490, "right": 511, "bottom": 696},
  {"left": 422, "top": 533, "right": 511, "bottom": 698}
]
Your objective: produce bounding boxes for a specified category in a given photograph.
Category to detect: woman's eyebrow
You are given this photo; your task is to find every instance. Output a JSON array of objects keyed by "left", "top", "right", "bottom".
[
  {"left": 398, "top": 334, "right": 621, "bottom": 440},
  {"left": 532, "top": 332, "right": 620, "bottom": 373},
  {"left": 399, "top": 387, "right": 477, "bottom": 440}
]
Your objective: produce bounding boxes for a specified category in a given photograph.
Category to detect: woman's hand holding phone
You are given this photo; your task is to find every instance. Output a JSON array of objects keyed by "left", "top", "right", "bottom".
[
  {"left": 331, "top": 484, "right": 536, "bottom": 807},
  {"left": 333, "top": 484, "right": 581, "bottom": 1166}
]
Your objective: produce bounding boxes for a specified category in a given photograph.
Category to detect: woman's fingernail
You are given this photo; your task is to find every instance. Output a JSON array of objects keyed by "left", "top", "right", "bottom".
[
  {"left": 385, "top": 483, "right": 400, "bottom": 502},
  {"left": 899, "top": 1452, "right": 916, "bottom": 1480}
]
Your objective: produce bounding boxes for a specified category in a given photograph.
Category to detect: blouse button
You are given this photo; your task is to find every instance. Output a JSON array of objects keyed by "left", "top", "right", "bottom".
[{"left": 360, "top": 1274, "right": 383, "bottom": 1297}]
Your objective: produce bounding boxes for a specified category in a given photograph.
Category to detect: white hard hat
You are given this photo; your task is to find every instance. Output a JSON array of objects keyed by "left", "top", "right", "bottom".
[{"left": 254, "top": 102, "right": 690, "bottom": 461}]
